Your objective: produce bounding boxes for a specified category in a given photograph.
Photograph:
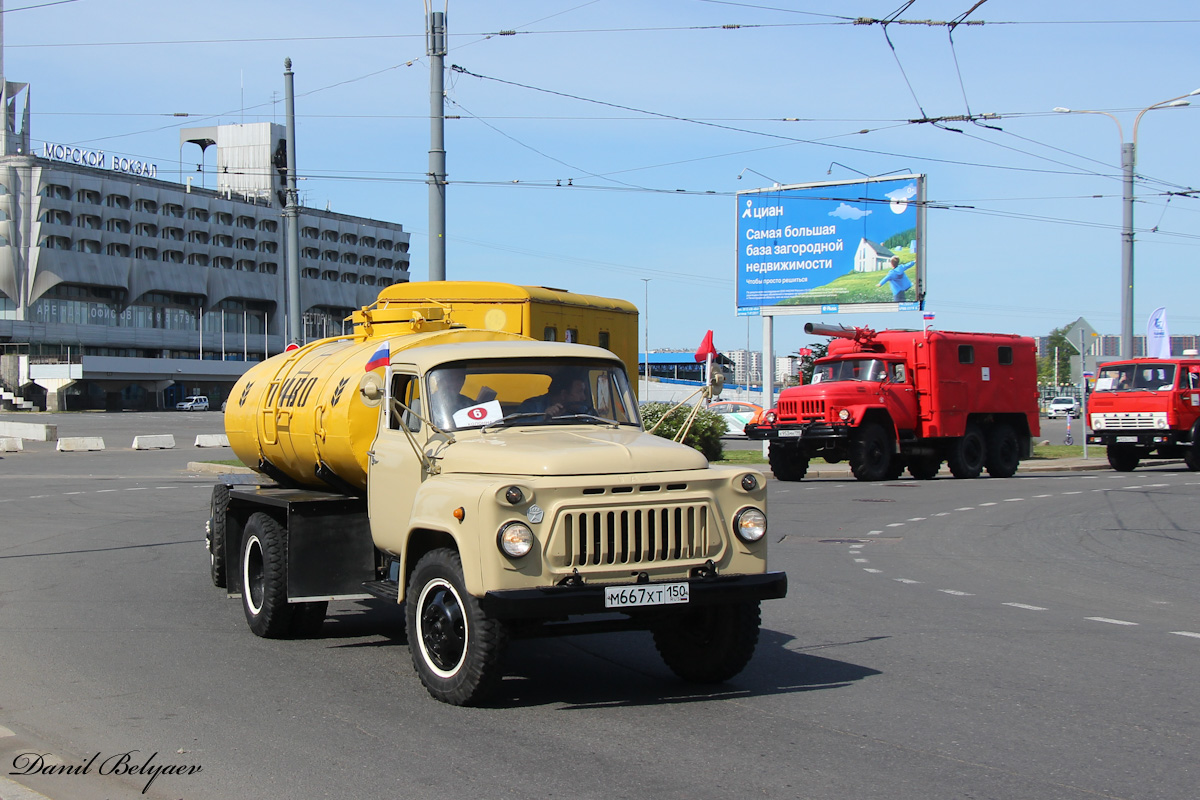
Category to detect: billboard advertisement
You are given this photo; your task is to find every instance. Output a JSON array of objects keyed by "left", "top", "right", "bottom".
[{"left": 736, "top": 175, "right": 925, "bottom": 315}]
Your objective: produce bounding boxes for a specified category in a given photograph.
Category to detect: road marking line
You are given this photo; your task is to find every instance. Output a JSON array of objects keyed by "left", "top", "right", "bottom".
[
  {"left": 907, "top": 517, "right": 927, "bottom": 521},
  {"left": 95, "top": 489, "right": 118, "bottom": 493},
  {"left": 864, "top": 568, "right": 882, "bottom": 573},
  {"left": 1170, "top": 631, "right": 1200, "bottom": 639},
  {"left": 1122, "top": 486, "right": 1141, "bottom": 490},
  {"left": 934, "top": 512, "right": 950, "bottom": 516},
  {"left": 887, "top": 522, "right": 905, "bottom": 527},
  {"left": 1062, "top": 491, "right": 1083, "bottom": 495},
  {"left": 939, "top": 589, "right": 974, "bottom": 596},
  {"left": 893, "top": 578, "right": 921, "bottom": 584},
  {"left": 126, "top": 487, "right": 148, "bottom": 491},
  {"left": 1086, "top": 617, "right": 1138, "bottom": 626},
  {"left": 1003, "top": 602, "right": 1047, "bottom": 611},
  {"left": 63, "top": 492, "right": 84, "bottom": 495},
  {"left": 1003, "top": 498, "right": 1024, "bottom": 502},
  {"left": 980, "top": 502, "right": 997, "bottom": 506},
  {"left": 854, "top": 558, "right": 869, "bottom": 563},
  {"left": 955, "top": 507, "right": 974, "bottom": 511},
  {"left": 1033, "top": 494, "right": 1053, "bottom": 498},
  {"left": 868, "top": 530, "right": 883, "bottom": 535},
  {"left": 0, "top": 725, "right": 13, "bottom": 737}
]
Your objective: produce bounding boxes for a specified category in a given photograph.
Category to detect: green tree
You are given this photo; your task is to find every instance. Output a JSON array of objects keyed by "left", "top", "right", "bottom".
[
  {"left": 1038, "top": 325, "right": 1075, "bottom": 387},
  {"left": 798, "top": 341, "right": 829, "bottom": 384}
]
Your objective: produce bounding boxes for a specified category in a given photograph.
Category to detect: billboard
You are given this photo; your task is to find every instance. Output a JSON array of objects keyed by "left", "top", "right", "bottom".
[{"left": 736, "top": 175, "right": 926, "bottom": 315}]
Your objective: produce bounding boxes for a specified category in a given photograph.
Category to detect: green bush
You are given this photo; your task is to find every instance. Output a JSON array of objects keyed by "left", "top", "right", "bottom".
[{"left": 640, "top": 402, "right": 725, "bottom": 462}]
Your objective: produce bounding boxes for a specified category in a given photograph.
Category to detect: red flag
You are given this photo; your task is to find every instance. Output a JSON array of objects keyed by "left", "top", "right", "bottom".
[{"left": 694, "top": 330, "right": 718, "bottom": 363}]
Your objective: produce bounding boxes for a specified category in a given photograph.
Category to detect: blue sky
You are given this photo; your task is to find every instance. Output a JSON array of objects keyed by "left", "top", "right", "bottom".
[{"left": 6, "top": 0, "right": 1200, "bottom": 355}]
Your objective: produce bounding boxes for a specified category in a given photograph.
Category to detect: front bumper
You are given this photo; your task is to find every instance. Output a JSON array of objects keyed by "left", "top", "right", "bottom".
[
  {"left": 745, "top": 422, "right": 847, "bottom": 442},
  {"left": 1087, "top": 430, "right": 1189, "bottom": 447},
  {"left": 480, "top": 571, "right": 788, "bottom": 620}
]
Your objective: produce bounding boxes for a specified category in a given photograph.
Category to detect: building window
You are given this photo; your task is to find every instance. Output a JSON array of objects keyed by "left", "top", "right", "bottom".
[
  {"left": 321, "top": 270, "right": 338, "bottom": 282},
  {"left": 39, "top": 235, "right": 72, "bottom": 250},
  {"left": 75, "top": 189, "right": 101, "bottom": 205},
  {"left": 302, "top": 247, "right": 319, "bottom": 260},
  {"left": 105, "top": 194, "right": 131, "bottom": 209},
  {"left": 236, "top": 216, "right": 256, "bottom": 229},
  {"left": 76, "top": 239, "right": 102, "bottom": 254},
  {"left": 341, "top": 253, "right": 358, "bottom": 265},
  {"left": 187, "top": 231, "right": 210, "bottom": 245},
  {"left": 162, "top": 203, "right": 184, "bottom": 218},
  {"left": 359, "top": 275, "right": 376, "bottom": 286},
  {"left": 301, "top": 226, "right": 319, "bottom": 239},
  {"left": 360, "top": 255, "right": 376, "bottom": 268},
  {"left": 958, "top": 345, "right": 974, "bottom": 364},
  {"left": 106, "top": 218, "right": 130, "bottom": 233},
  {"left": 322, "top": 250, "right": 338, "bottom": 262},
  {"left": 162, "top": 227, "right": 184, "bottom": 241},
  {"left": 135, "top": 246, "right": 158, "bottom": 260},
  {"left": 40, "top": 209, "right": 71, "bottom": 225},
  {"left": 378, "top": 258, "right": 393, "bottom": 270},
  {"left": 236, "top": 259, "right": 256, "bottom": 271},
  {"left": 339, "top": 233, "right": 358, "bottom": 245},
  {"left": 187, "top": 253, "right": 210, "bottom": 266},
  {"left": 236, "top": 238, "right": 256, "bottom": 251},
  {"left": 214, "top": 256, "right": 234, "bottom": 269},
  {"left": 76, "top": 214, "right": 101, "bottom": 230},
  {"left": 378, "top": 239, "right": 393, "bottom": 251},
  {"left": 395, "top": 240, "right": 410, "bottom": 253},
  {"left": 302, "top": 267, "right": 319, "bottom": 279},
  {"left": 257, "top": 219, "right": 278, "bottom": 233},
  {"left": 543, "top": 326, "right": 557, "bottom": 341},
  {"left": 321, "top": 229, "right": 338, "bottom": 242},
  {"left": 257, "top": 241, "right": 277, "bottom": 254},
  {"left": 186, "top": 208, "right": 210, "bottom": 222},
  {"left": 161, "top": 250, "right": 184, "bottom": 263},
  {"left": 134, "top": 222, "right": 158, "bottom": 237},
  {"left": 213, "top": 234, "right": 233, "bottom": 248},
  {"left": 106, "top": 243, "right": 130, "bottom": 257},
  {"left": 42, "top": 184, "right": 71, "bottom": 199},
  {"left": 135, "top": 199, "right": 158, "bottom": 213},
  {"left": 341, "top": 272, "right": 357, "bottom": 283},
  {"left": 259, "top": 262, "right": 278, "bottom": 275}
]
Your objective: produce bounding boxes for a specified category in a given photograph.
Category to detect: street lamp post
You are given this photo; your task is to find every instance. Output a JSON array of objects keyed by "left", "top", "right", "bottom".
[
  {"left": 641, "top": 278, "right": 650, "bottom": 388},
  {"left": 1055, "top": 90, "right": 1199, "bottom": 358}
]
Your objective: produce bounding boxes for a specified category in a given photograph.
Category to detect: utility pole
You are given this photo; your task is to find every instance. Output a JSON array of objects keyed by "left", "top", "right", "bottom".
[
  {"left": 426, "top": 8, "right": 447, "bottom": 281},
  {"left": 283, "top": 58, "right": 302, "bottom": 348}
]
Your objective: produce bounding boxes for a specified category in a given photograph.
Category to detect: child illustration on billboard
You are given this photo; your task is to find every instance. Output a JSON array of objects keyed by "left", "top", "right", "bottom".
[{"left": 877, "top": 256, "right": 914, "bottom": 301}]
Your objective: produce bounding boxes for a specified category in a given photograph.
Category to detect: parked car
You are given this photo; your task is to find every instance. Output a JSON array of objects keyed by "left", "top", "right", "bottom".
[
  {"left": 1046, "top": 396, "right": 1080, "bottom": 418},
  {"left": 708, "top": 400, "right": 764, "bottom": 437},
  {"left": 176, "top": 395, "right": 210, "bottom": 412}
]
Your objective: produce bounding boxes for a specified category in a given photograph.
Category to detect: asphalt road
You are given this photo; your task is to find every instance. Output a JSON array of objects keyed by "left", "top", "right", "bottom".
[{"left": 0, "top": 412, "right": 1196, "bottom": 800}]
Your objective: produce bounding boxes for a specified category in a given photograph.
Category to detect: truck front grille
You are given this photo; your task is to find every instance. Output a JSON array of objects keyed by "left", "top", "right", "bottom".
[
  {"left": 1093, "top": 413, "right": 1164, "bottom": 430},
  {"left": 558, "top": 504, "right": 714, "bottom": 568},
  {"left": 779, "top": 398, "right": 824, "bottom": 420}
]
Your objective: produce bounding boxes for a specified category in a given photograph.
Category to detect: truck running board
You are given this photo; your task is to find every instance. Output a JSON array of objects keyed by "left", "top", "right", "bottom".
[{"left": 362, "top": 579, "right": 400, "bottom": 601}]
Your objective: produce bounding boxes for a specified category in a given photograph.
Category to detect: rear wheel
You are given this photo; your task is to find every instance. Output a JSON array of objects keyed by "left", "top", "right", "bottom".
[
  {"left": 241, "top": 513, "right": 294, "bottom": 638},
  {"left": 849, "top": 423, "right": 893, "bottom": 481},
  {"left": 907, "top": 455, "right": 942, "bottom": 480},
  {"left": 653, "top": 602, "right": 761, "bottom": 683},
  {"left": 948, "top": 424, "right": 986, "bottom": 479},
  {"left": 985, "top": 423, "right": 1021, "bottom": 478},
  {"left": 208, "top": 484, "right": 230, "bottom": 588},
  {"left": 1107, "top": 445, "right": 1140, "bottom": 472},
  {"left": 406, "top": 548, "right": 508, "bottom": 706},
  {"left": 768, "top": 442, "right": 809, "bottom": 481}
]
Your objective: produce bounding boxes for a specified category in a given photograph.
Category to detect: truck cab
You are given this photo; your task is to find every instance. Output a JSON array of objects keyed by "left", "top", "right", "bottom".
[{"left": 1086, "top": 358, "right": 1200, "bottom": 471}]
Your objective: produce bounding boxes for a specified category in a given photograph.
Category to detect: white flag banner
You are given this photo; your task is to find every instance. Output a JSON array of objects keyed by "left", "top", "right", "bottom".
[{"left": 1147, "top": 307, "right": 1171, "bottom": 359}]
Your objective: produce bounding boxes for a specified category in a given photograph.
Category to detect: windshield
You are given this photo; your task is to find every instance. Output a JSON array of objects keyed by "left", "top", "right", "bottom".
[
  {"left": 811, "top": 358, "right": 890, "bottom": 384},
  {"left": 426, "top": 358, "right": 640, "bottom": 431},
  {"left": 1094, "top": 363, "right": 1177, "bottom": 391}
]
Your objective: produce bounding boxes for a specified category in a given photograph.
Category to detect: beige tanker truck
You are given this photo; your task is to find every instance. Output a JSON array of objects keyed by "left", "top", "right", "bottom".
[{"left": 208, "top": 281, "right": 786, "bottom": 705}]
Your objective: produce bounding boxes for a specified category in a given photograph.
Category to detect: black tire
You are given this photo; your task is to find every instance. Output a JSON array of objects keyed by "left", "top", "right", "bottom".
[
  {"left": 406, "top": 548, "right": 508, "bottom": 706},
  {"left": 849, "top": 422, "right": 893, "bottom": 482},
  {"left": 768, "top": 442, "right": 808, "bottom": 481},
  {"left": 884, "top": 457, "right": 906, "bottom": 481},
  {"left": 1185, "top": 448, "right": 1200, "bottom": 472},
  {"left": 908, "top": 455, "right": 942, "bottom": 480},
  {"left": 1107, "top": 445, "right": 1140, "bottom": 472},
  {"left": 985, "top": 423, "right": 1021, "bottom": 478},
  {"left": 948, "top": 423, "right": 986, "bottom": 479},
  {"left": 653, "top": 602, "right": 761, "bottom": 683},
  {"left": 208, "top": 484, "right": 230, "bottom": 588},
  {"left": 240, "top": 512, "right": 295, "bottom": 638}
]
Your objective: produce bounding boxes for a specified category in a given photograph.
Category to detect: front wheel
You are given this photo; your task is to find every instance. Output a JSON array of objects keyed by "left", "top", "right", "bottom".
[
  {"left": 985, "top": 423, "right": 1021, "bottom": 478},
  {"left": 1107, "top": 445, "right": 1140, "bottom": 472},
  {"left": 849, "top": 422, "right": 893, "bottom": 481},
  {"left": 768, "top": 441, "right": 808, "bottom": 481},
  {"left": 406, "top": 548, "right": 508, "bottom": 706},
  {"left": 653, "top": 602, "right": 761, "bottom": 683}
]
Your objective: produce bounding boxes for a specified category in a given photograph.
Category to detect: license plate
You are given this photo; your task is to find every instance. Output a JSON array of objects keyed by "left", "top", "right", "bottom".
[
  {"left": 604, "top": 582, "right": 689, "bottom": 608},
  {"left": 777, "top": 429, "right": 804, "bottom": 438},
  {"left": 1116, "top": 436, "right": 1139, "bottom": 443}
]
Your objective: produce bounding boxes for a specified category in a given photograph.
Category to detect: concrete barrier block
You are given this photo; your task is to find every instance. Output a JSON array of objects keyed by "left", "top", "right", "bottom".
[
  {"left": 56, "top": 437, "right": 105, "bottom": 452},
  {"left": 0, "top": 421, "right": 57, "bottom": 441},
  {"left": 132, "top": 434, "right": 176, "bottom": 450},
  {"left": 194, "top": 434, "right": 230, "bottom": 448},
  {"left": 0, "top": 437, "right": 23, "bottom": 452}
]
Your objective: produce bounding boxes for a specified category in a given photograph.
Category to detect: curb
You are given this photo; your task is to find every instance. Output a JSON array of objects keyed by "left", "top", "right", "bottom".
[{"left": 186, "top": 461, "right": 255, "bottom": 475}]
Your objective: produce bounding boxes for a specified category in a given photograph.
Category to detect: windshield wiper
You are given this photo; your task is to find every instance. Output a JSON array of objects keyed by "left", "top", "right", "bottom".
[
  {"left": 547, "top": 413, "right": 619, "bottom": 427},
  {"left": 482, "top": 412, "right": 547, "bottom": 433}
]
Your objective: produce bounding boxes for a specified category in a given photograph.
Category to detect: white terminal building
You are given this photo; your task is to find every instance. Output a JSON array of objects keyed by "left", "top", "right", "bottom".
[{"left": 0, "top": 66, "right": 410, "bottom": 411}]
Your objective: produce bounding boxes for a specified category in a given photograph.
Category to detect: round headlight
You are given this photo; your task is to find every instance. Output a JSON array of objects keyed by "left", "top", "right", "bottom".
[
  {"left": 498, "top": 522, "right": 534, "bottom": 558},
  {"left": 740, "top": 473, "right": 758, "bottom": 491},
  {"left": 764, "top": 411, "right": 777, "bottom": 424},
  {"left": 838, "top": 408, "right": 851, "bottom": 421},
  {"left": 734, "top": 507, "right": 767, "bottom": 543}
]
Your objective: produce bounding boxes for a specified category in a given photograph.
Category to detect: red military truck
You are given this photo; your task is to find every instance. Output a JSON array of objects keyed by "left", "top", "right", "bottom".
[
  {"left": 746, "top": 323, "right": 1040, "bottom": 481},
  {"left": 1085, "top": 356, "right": 1200, "bottom": 471}
]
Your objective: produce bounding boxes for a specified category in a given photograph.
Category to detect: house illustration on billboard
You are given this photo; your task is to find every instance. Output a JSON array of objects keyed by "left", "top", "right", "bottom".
[{"left": 854, "top": 238, "right": 894, "bottom": 272}]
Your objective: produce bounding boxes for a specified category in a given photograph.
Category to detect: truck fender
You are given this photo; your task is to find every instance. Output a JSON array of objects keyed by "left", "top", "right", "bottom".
[{"left": 406, "top": 483, "right": 486, "bottom": 599}]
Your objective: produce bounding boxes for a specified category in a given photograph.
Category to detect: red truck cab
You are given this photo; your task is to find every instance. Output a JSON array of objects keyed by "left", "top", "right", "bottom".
[{"left": 1086, "top": 358, "right": 1200, "bottom": 471}]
